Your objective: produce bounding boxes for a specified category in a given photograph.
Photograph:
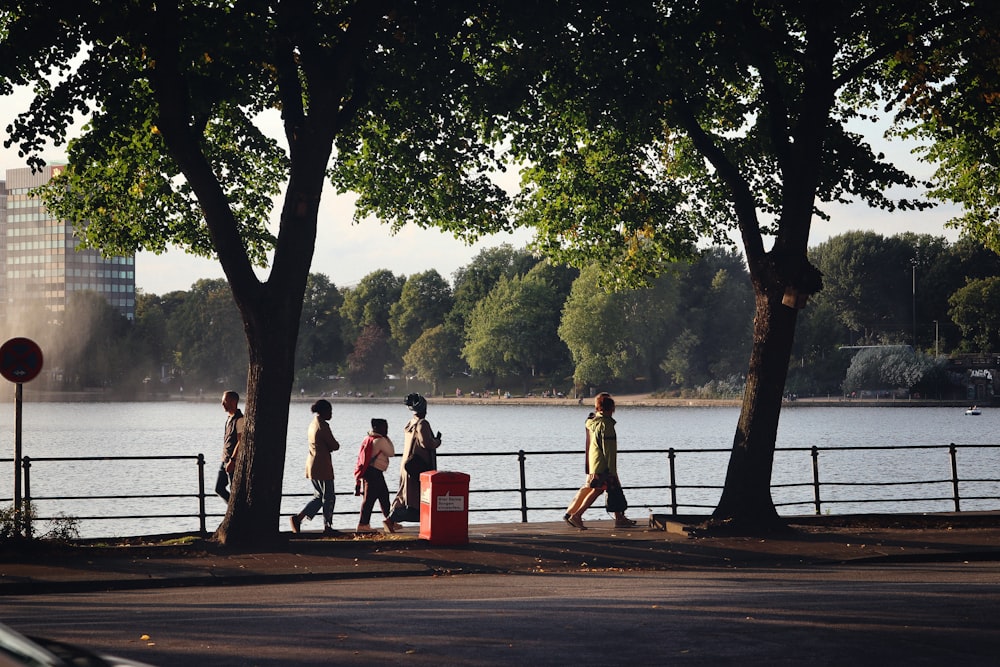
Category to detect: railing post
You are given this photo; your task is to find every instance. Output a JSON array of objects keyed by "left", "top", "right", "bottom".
[
  {"left": 197, "top": 453, "right": 207, "bottom": 536},
  {"left": 949, "top": 443, "right": 960, "bottom": 512},
  {"left": 517, "top": 450, "right": 528, "bottom": 523},
  {"left": 21, "top": 456, "right": 32, "bottom": 539},
  {"left": 667, "top": 448, "right": 677, "bottom": 515},
  {"left": 811, "top": 446, "right": 821, "bottom": 515}
]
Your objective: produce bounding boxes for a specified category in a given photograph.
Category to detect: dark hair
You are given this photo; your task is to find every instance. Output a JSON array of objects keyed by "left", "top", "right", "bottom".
[
  {"left": 594, "top": 392, "right": 615, "bottom": 414},
  {"left": 311, "top": 399, "right": 332, "bottom": 414},
  {"left": 371, "top": 418, "right": 388, "bottom": 435}
]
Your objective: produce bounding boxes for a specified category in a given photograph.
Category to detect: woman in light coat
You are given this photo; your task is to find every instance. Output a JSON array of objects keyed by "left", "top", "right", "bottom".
[{"left": 289, "top": 399, "right": 340, "bottom": 534}]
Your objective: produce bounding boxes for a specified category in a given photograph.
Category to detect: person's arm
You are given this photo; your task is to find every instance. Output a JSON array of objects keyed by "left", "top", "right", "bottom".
[
  {"left": 318, "top": 420, "right": 340, "bottom": 452},
  {"left": 418, "top": 420, "right": 440, "bottom": 450}
]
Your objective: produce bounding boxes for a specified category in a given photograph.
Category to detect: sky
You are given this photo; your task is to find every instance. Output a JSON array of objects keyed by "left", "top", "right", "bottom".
[{"left": 0, "top": 87, "right": 962, "bottom": 296}]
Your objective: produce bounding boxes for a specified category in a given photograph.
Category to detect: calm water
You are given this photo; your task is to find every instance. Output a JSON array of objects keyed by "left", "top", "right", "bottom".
[{"left": 2, "top": 401, "right": 998, "bottom": 537}]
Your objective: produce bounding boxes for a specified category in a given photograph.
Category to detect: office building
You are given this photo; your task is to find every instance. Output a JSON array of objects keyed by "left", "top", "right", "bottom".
[{"left": 1, "top": 165, "right": 136, "bottom": 320}]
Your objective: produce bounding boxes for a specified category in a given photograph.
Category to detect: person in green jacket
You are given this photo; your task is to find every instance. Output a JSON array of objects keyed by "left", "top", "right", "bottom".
[{"left": 563, "top": 392, "right": 636, "bottom": 530}]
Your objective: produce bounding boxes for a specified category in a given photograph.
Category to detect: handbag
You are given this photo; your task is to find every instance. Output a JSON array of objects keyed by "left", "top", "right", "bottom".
[
  {"left": 605, "top": 483, "right": 628, "bottom": 513},
  {"left": 404, "top": 453, "right": 430, "bottom": 476},
  {"left": 372, "top": 452, "right": 389, "bottom": 472}
]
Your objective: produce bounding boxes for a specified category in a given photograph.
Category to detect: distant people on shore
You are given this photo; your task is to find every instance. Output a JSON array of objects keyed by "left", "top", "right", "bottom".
[
  {"left": 384, "top": 393, "right": 441, "bottom": 533},
  {"left": 215, "top": 390, "right": 244, "bottom": 503},
  {"left": 289, "top": 399, "right": 341, "bottom": 535},
  {"left": 353, "top": 418, "right": 395, "bottom": 533}
]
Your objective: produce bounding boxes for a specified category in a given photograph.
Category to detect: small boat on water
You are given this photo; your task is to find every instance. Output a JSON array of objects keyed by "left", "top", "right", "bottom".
[{"left": 965, "top": 406, "right": 982, "bottom": 416}]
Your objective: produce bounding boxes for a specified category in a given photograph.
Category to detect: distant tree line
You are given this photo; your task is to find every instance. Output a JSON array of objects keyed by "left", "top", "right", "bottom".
[{"left": 6, "top": 232, "right": 998, "bottom": 399}]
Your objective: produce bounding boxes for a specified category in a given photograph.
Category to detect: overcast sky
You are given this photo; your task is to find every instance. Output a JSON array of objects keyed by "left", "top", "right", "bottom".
[{"left": 0, "top": 87, "right": 961, "bottom": 296}]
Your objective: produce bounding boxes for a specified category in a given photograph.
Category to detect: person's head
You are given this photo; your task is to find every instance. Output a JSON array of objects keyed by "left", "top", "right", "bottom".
[
  {"left": 594, "top": 392, "right": 615, "bottom": 415},
  {"left": 371, "top": 418, "right": 388, "bottom": 436},
  {"left": 222, "top": 390, "right": 239, "bottom": 414},
  {"left": 405, "top": 392, "right": 427, "bottom": 417},
  {"left": 311, "top": 399, "right": 332, "bottom": 419}
]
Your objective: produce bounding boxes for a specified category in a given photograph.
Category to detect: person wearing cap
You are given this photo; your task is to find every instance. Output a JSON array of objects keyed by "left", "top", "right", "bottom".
[
  {"left": 353, "top": 418, "right": 395, "bottom": 533},
  {"left": 384, "top": 393, "right": 441, "bottom": 532}
]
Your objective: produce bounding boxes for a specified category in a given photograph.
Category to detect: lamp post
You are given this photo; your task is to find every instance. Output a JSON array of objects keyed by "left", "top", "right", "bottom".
[{"left": 934, "top": 319, "right": 939, "bottom": 358}]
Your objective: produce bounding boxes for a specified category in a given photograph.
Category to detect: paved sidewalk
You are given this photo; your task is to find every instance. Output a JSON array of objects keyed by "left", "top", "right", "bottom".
[{"left": 2, "top": 513, "right": 1000, "bottom": 595}]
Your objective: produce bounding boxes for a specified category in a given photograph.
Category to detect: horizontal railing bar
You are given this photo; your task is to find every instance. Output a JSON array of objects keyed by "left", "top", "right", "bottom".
[
  {"left": 30, "top": 494, "right": 201, "bottom": 501},
  {"left": 12, "top": 441, "right": 1000, "bottom": 538},
  {"left": 24, "top": 455, "right": 203, "bottom": 462}
]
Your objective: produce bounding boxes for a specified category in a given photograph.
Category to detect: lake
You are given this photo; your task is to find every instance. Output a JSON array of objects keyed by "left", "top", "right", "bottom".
[{"left": 3, "top": 400, "right": 998, "bottom": 538}]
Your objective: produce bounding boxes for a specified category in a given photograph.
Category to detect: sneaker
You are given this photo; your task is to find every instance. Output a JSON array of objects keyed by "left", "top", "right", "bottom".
[
  {"left": 356, "top": 524, "right": 373, "bottom": 533},
  {"left": 323, "top": 526, "right": 341, "bottom": 536},
  {"left": 614, "top": 517, "right": 637, "bottom": 528},
  {"left": 382, "top": 519, "right": 398, "bottom": 534},
  {"left": 567, "top": 514, "right": 587, "bottom": 531},
  {"left": 563, "top": 513, "right": 575, "bottom": 528},
  {"left": 289, "top": 515, "right": 302, "bottom": 533}
]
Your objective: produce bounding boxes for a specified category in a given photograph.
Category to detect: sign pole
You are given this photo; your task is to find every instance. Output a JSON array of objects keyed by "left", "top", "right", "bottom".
[
  {"left": 13, "top": 383, "right": 22, "bottom": 536},
  {"left": 1, "top": 337, "right": 44, "bottom": 539}
]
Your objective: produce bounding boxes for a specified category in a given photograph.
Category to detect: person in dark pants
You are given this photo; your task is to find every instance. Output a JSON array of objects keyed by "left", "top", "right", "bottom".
[
  {"left": 353, "top": 418, "right": 395, "bottom": 532},
  {"left": 384, "top": 393, "right": 441, "bottom": 532},
  {"left": 215, "top": 390, "right": 244, "bottom": 503}
]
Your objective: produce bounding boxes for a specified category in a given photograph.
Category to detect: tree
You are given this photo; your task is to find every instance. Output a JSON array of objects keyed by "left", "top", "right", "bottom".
[
  {"left": 340, "top": 270, "right": 405, "bottom": 347},
  {"left": 449, "top": 245, "right": 538, "bottom": 331},
  {"left": 389, "top": 269, "right": 453, "bottom": 356},
  {"left": 889, "top": 6, "right": 1000, "bottom": 252},
  {"left": 346, "top": 324, "right": 391, "bottom": 392},
  {"left": 560, "top": 263, "right": 681, "bottom": 390},
  {"left": 482, "top": 2, "right": 984, "bottom": 531},
  {"left": 132, "top": 291, "right": 171, "bottom": 387},
  {"left": 671, "top": 248, "right": 754, "bottom": 387},
  {"left": 462, "top": 273, "right": 567, "bottom": 388},
  {"left": 842, "top": 346, "right": 938, "bottom": 395},
  {"left": 403, "top": 324, "right": 461, "bottom": 396},
  {"left": 948, "top": 277, "right": 1000, "bottom": 353},
  {"left": 1, "top": 3, "right": 517, "bottom": 546},
  {"left": 809, "top": 232, "right": 914, "bottom": 343},
  {"left": 167, "top": 278, "right": 246, "bottom": 388},
  {"left": 295, "top": 273, "right": 345, "bottom": 389}
]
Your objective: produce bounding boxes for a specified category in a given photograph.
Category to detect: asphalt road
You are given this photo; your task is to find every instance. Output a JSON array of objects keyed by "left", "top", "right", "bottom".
[{"left": 5, "top": 563, "right": 1000, "bottom": 666}]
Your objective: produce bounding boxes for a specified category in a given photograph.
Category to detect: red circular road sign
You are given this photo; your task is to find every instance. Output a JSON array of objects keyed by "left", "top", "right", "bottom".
[{"left": 0, "top": 337, "right": 44, "bottom": 383}]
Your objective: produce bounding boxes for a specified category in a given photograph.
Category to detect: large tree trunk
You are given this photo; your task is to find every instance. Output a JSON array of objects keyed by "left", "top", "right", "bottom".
[
  {"left": 710, "top": 281, "right": 800, "bottom": 532},
  {"left": 213, "top": 292, "right": 302, "bottom": 547},
  {"left": 210, "top": 151, "right": 331, "bottom": 548}
]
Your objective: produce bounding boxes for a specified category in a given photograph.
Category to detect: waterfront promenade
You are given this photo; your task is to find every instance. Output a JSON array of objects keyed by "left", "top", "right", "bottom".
[
  {"left": 3, "top": 513, "right": 1000, "bottom": 665},
  {"left": 4, "top": 513, "right": 1000, "bottom": 595}
]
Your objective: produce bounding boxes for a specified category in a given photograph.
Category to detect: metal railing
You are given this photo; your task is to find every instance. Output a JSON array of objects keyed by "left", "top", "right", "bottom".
[{"left": 5, "top": 443, "right": 999, "bottom": 538}]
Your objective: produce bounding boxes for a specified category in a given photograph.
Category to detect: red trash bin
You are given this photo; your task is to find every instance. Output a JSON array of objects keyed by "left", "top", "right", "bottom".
[{"left": 419, "top": 471, "right": 470, "bottom": 545}]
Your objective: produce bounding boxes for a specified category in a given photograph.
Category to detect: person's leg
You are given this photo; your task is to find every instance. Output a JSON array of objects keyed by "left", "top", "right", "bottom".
[
  {"left": 291, "top": 481, "right": 324, "bottom": 532},
  {"left": 359, "top": 472, "right": 378, "bottom": 528},
  {"left": 565, "top": 484, "right": 592, "bottom": 516},
  {"left": 568, "top": 487, "right": 602, "bottom": 529},
  {"left": 319, "top": 479, "right": 336, "bottom": 530},
  {"left": 215, "top": 465, "right": 230, "bottom": 502},
  {"left": 371, "top": 473, "right": 391, "bottom": 518}
]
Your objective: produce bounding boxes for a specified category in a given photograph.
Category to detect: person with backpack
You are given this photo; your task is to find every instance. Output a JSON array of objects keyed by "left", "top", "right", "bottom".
[{"left": 354, "top": 418, "right": 395, "bottom": 533}]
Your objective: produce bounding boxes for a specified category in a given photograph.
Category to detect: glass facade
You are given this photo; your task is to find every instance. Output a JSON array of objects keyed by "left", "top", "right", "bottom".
[{"left": 0, "top": 166, "right": 136, "bottom": 320}]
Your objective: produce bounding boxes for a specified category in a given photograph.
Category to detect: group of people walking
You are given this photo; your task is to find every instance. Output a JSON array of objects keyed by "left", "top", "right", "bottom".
[{"left": 216, "top": 389, "right": 631, "bottom": 533}]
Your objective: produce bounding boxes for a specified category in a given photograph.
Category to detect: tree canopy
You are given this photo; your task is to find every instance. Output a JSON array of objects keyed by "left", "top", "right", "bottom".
[{"left": 5, "top": 1, "right": 1000, "bottom": 540}]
